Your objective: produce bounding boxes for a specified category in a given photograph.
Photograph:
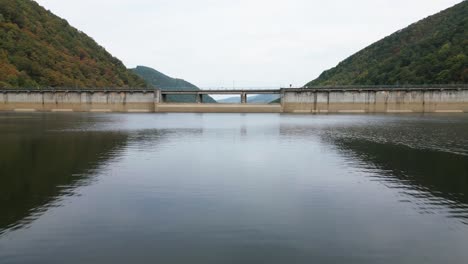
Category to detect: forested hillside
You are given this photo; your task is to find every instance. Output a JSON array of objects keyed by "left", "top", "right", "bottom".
[
  {"left": 307, "top": 1, "right": 468, "bottom": 86},
  {"left": 132, "top": 66, "right": 216, "bottom": 103},
  {"left": 0, "top": 0, "right": 146, "bottom": 88}
]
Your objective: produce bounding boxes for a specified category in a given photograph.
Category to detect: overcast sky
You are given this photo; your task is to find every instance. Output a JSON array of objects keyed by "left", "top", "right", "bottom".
[{"left": 35, "top": 0, "right": 463, "bottom": 88}]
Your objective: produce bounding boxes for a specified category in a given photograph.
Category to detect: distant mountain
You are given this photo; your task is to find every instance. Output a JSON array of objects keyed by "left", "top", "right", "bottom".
[
  {"left": 249, "top": 94, "right": 280, "bottom": 103},
  {"left": 217, "top": 94, "right": 279, "bottom": 104},
  {"left": 217, "top": 96, "right": 241, "bottom": 103},
  {"left": 0, "top": 0, "right": 146, "bottom": 88},
  {"left": 131, "top": 66, "right": 216, "bottom": 103},
  {"left": 306, "top": 1, "right": 468, "bottom": 86}
]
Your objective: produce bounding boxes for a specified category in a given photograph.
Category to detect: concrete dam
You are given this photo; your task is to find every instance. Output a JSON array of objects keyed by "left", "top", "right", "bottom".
[{"left": 1, "top": 86, "right": 467, "bottom": 113}]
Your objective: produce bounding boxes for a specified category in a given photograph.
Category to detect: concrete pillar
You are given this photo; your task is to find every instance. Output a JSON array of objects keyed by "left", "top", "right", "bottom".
[
  {"left": 155, "top": 89, "right": 161, "bottom": 103},
  {"left": 241, "top": 93, "right": 247, "bottom": 104},
  {"left": 196, "top": 94, "right": 203, "bottom": 103},
  {"left": 280, "top": 89, "right": 285, "bottom": 106}
]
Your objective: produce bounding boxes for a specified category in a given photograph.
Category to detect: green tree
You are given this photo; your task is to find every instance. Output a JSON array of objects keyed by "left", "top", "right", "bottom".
[
  {"left": 306, "top": 1, "right": 468, "bottom": 86},
  {"left": 0, "top": 0, "right": 148, "bottom": 88}
]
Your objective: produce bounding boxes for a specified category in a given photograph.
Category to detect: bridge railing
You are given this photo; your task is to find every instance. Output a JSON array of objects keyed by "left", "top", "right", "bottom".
[
  {"left": 0, "top": 87, "right": 157, "bottom": 93},
  {"left": 1, "top": 84, "right": 467, "bottom": 93},
  {"left": 294, "top": 84, "right": 468, "bottom": 91}
]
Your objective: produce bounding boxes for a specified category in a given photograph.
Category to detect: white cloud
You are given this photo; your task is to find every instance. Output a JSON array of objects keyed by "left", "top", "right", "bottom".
[{"left": 35, "top": 0, "right": 463, "bottom": 87}]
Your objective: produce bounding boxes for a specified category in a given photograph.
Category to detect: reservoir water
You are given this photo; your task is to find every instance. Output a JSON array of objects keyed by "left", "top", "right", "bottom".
[{"left": 1, "top": 113, "right": 468, "bottom": 263}]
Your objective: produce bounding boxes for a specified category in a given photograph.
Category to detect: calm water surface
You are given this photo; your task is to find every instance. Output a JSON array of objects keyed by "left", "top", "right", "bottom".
[{"left": 1, "top": 113, "right": 468, "bottom": 263}]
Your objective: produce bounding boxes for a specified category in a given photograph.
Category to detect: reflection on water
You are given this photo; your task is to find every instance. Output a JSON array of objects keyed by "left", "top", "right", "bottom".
[
  {"left": 0, "top": 114, "right": 129, "bottom": 234},
  {"left": 330, "top": 139, "right": 468, "bottom": 223},
  {"left": 297, "top": 115, "right": 468, "bottom": 225},
  {"left": 0, "top": 113, "right": 468, "bottom": 264},
  {"left": 277, "top": 114, "right": 468, "bottom": 224}
]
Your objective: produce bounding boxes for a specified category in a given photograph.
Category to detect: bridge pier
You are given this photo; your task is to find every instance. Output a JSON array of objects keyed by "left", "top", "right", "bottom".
[
  {"left": 241, "top": 93, "right": 247, "bottom": 104},
  {"left": 196, "top": 93, "right": 203, "bottom": 103},
  {"left": 155, "top": 89, "right": 162, "bottom": 103}
]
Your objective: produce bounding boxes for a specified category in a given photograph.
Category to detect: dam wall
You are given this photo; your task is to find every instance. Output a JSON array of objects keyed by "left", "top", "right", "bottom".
[
  {"left": 282, "top": 88, "right": 468, "bottom": 113},
  {"left": 1, "top": 87, "right": 467, "bottom": 113},
  {"left": 0, "top": 90, "right": 159, "bottom": 113}
]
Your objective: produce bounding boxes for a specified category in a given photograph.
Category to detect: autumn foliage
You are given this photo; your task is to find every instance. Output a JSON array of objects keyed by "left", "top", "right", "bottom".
[
  {"left": 307, "top": 1, "right": 468, "bottom": 86},
  {"left": 0, "top": 0, "right": 147, "bottom": 88}
]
